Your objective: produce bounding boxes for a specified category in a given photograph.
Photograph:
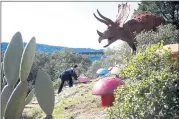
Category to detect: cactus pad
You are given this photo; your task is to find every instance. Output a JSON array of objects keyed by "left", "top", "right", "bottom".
[
  {"left": 1, "top": 85, "right": 14, "bottom": 119},
  {"left": 3, "top": 32, "right": 23, "bottom": 86},
  {"left": 4, "top": 81, "right": 28, "bottom": 119},
  {"left": 19, "top": 37, "right": 36, "bottom": 82},
  {"left": 34, "top": 69, "right": 55, "bottom": 115}
]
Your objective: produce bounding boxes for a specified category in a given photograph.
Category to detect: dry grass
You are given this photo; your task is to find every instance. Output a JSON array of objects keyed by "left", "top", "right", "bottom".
[{"left": 23, "top": 80, "right": 109, "bottom": 119}]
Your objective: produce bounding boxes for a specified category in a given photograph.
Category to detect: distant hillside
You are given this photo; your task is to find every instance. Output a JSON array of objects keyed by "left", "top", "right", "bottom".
[
  {"left": 1, "top": 42, "right": 104, "bottom": 61},
  {"left": 1, "top": 42, "right": 104, "bottom": 53}
]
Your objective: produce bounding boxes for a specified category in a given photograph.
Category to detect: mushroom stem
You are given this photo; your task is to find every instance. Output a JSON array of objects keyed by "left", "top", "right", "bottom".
[{"left": 101, "top": 94, "right": 114, "bottom": 107}]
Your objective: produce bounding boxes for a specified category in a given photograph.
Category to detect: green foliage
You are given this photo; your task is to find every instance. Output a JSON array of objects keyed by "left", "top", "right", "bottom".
[
  {"left": 85, "top": 42, "right": 132, "bottom": 79},
  {"left": 27, "top": 48, "right": 91, "bottom": 84},
  {"left": 136, "top": 24, "right": 179, "bottom": 50},
  {"left": 134, "top": 1, "right": 179, "bottom": 29},
  {"left": 107, "top": 43, "right": 179, "bottom": 119},
  {"left": 53, "top": 79, "right": 61, "bottom": 89},
  {"left": 86, "top": 60, "right": 103, "bottom": 79},
  {"left": 104, "top": 41, "right": 132, "bottom": 66},
  {"left": 27, "top": 52, "right": 51, "bottom": 83},
  {"left": 49, "top": 49, "right": 91, "bottom": 80}
]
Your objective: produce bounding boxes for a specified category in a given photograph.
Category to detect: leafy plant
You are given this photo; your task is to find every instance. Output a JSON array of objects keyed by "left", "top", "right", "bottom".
[
  {"left": 86, "top": 60, "right": 103, "bottom": 79},
  {"left": 104, "top": 41, "right": 132, "bottom": 66},
  {"left": 136, "top": 24, "right": 179, "bottom": 50},
  {"left": 107, "top": 42, "right": 179, "bottom": 119}
]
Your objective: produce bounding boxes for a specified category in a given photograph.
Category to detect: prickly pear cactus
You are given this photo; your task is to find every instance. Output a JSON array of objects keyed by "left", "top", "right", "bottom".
[
  {"left": 1, "top": 62, "right": 4, "bottom": 84},
  {"left": 19, "top": 37, "right": 36, "bottom": 82},
  {"left": 4, "top": 81, "right": 28, "bottom": 119},
  {"left": 25, "top": 88, "right": 35, "bottom": 105},
  {"left": 4, "top": 35, "right": 36, "bottom": 119},
  {"left": 1, "top": 31, "right": 55, "bottom": 119},
  {"left": 2, "top": 76, "right": 7, "bottom": 87},
  {"left": 3, "top": 32, "right": 24, "bottom": 86},
  {"left": 35, "top": 69, "right": 55, "bottom": 119},
  {"left": 1, "top": 82, "right": 14, "bottom": 119},
  {"left": 1, "top": 63, "right": 7, "bottom": 90},
  {"left": 1, "top": 32, "right": 24, "bottom": 119}
]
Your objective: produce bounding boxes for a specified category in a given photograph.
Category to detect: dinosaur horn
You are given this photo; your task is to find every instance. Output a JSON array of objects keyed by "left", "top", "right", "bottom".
[
  {"left": 97, "top": 9, "right": 114, "bottom": 25},
  {"left": 93, "top": 13, "right": 109, "bottom": 25},
  {"left": 97, "top": 30, "right": 104, "bottom": 37}
]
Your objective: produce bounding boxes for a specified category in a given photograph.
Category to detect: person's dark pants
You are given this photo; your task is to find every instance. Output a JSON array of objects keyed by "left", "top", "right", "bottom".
[{"left": 57, "top": 74, "right": 73, "bottom": 94}]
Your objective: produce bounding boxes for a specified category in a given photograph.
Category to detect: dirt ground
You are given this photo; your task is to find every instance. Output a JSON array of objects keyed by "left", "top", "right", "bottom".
[{"left": 23, "top": 79, "right": 108, "bottom": 119}]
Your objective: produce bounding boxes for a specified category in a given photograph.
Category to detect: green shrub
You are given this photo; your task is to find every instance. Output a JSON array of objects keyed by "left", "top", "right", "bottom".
[
  {"left": 53, "top": 79, "right": 61, "bottom": 89},
  {"left": 48, "top": 49, "right": 91, "bottom": 81},
  {"left": 104, "top": 41, "right": 132, "bottom": 66},
  {"left": 27, "top": 49, "right": 91, "bottom": 83},
  {"left": 86, "top": 60, "right": 103, "bottom": 79},
  {"left": 107, "top": 43, "right": 179, "bottom": 119},
  {"left": 136, "top": 24, "right": 179, "bottom": 50}
]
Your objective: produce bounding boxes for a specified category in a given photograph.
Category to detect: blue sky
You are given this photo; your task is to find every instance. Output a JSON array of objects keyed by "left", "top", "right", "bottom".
[{"left": 2, "top": 2, "right": 139, "bottom": 49}]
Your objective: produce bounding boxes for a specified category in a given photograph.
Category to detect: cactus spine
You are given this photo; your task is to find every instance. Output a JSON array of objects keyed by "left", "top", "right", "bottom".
[{"left": 35, "top": 69, "right": 55, "bottom": 119}]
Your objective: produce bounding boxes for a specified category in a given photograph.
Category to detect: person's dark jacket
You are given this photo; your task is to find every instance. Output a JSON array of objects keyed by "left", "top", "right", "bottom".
[{"left": 59, "top": 68, "right": 78, "bottom": 80}]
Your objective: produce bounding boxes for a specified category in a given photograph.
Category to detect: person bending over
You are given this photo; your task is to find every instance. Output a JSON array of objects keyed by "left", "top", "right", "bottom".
[{"left": 57, "top": 65, "right": 78, "bottom": 94}]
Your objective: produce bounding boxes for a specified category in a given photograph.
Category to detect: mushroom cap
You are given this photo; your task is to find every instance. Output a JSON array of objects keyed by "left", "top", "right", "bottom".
[
  {"left": 110, "top": 67, "right": 120, "bottom": 74},
  {"left": 92, "top": 77, "right": 124, "bottom": 95},
  {"left": 163, "top": 44, "right": 179, "bottom": 55},
  {"left": 108, "top": 67, "right": 113, "bottom": 71},
  {"left": 96, "top": 68, "right": 109, "bottom": 75},
  {"left": 156, "top": 44, "right": 179, "bottom": 55},
  {"left": 77, "top": 76, "right": 89, "bottom": 83}
]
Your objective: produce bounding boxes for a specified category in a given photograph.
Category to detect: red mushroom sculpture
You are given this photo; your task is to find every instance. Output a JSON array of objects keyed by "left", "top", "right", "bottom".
[
  {"left": 163, "top": 44, "right": 179, "bottom": 59},
  {"left": 77, "top": 76, "right": 89, "bottom": 83},
  {"left": 92, "top": 77, "right": 124, "bottom": 107},
  {"left": 156, "top": 43, "right": 179, "bottom": 66}
]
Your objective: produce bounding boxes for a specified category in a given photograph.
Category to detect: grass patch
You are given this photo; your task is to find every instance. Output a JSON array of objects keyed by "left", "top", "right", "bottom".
[{"left": 23, "top": 81, "right": 107, "bottom": 119}]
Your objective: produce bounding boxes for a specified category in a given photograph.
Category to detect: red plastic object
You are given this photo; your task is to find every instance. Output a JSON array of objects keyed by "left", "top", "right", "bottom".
[
  {"left": 101, "top": 95, "right": 114, "bottom": 107},
  {"left": 77, "top": 76, "right": 89, "bottom": 83},
  {"left": 92, "top": 77, "right": 124, "bottom": 107},
  {"left": 92, "top": 77, "right": 124, "bottom": 95}
]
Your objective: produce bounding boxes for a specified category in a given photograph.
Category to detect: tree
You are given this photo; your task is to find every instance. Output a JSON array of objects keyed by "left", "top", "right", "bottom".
[
  {"left": 104, "top": 41, "right": 132, "bottom": 66},
  {"left": 27, "top": 49, "right": 92, "bottom": 83},
  {"left": 134, "top": 1, "right": 179, "bottom": 29},
  {"left": 48, "top": 49, "right": 91, "bottom": 80}
]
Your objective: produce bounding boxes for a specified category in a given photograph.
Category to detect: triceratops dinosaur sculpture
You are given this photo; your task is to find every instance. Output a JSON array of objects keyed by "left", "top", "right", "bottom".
[{"left": 93, "top": 2, "right": 165, "bottom": 52}]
